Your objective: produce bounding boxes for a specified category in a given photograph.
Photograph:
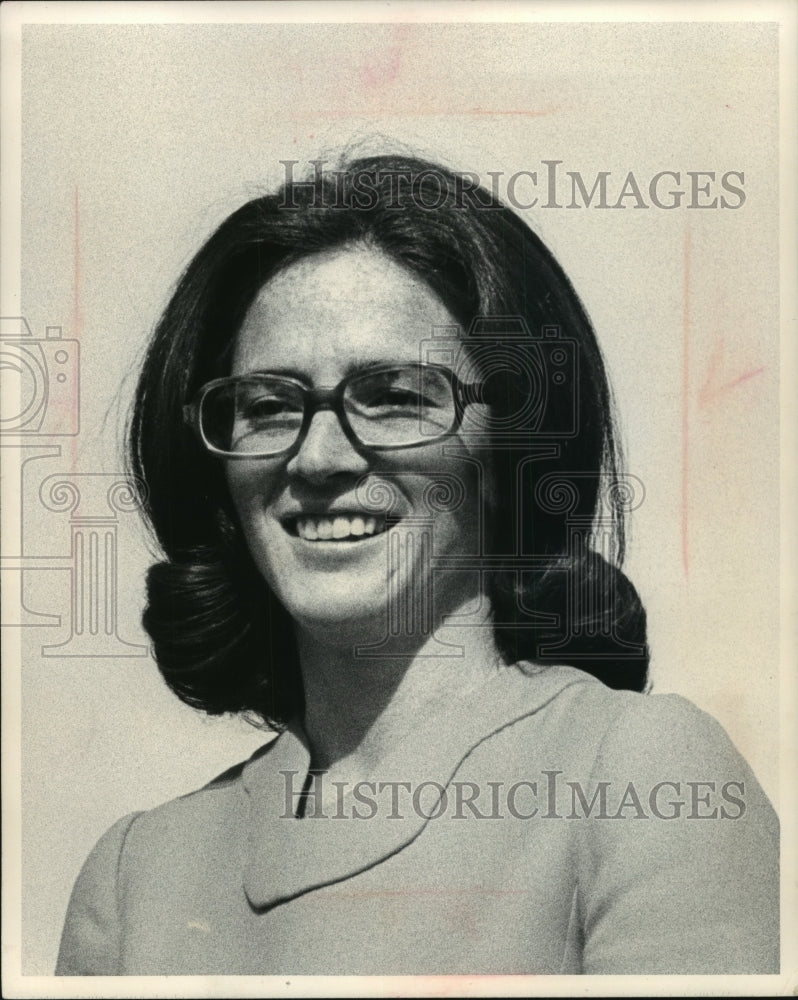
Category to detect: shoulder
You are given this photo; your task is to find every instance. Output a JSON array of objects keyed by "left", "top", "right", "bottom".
[
  {"left": 495, "top": 666, "right": 753, "bottom": 778},
  {"left": 116, "top": 739, "right": 279, "bottom": 875},
  {"left": 578, "top": 681, "right": 774, "bottom": 812},
  {"left": 56, "top": 811, "right": 141, "bottom": 975},
  {"left": 520, "top": 666, "right": 770, "bottom": 788},
  {"left": 541, "top": 677, "right": 780, "bottom": 974},
  {"left": 56, "top": 741, "right": 274, "bottom": 976}
]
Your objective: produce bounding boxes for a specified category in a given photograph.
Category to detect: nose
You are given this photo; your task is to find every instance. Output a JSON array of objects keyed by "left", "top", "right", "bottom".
[{"left": 286, "top": 407, "right": 370, "bottom": 483}]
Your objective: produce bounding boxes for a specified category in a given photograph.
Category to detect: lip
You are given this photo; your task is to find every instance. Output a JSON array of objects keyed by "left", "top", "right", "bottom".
[
  {"left": 279, "top": 511, "right": 397, "bottom": 545},
  {"left": 279, "top": 508, "right": 394, "bottom": 527},
  {"left": 279, "top": 519, "right": 399, "bottom": 565},
  {"left": 278, "top": 508, "right": 390, "bottom": 521},
  {"left": 291, "top": 531, "right": 388, "bottom": 549}
]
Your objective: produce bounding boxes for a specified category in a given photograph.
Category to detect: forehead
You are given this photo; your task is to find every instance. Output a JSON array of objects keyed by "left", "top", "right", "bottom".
[{"left": 231, "top": 245, "right": 458, "bottom": 379}]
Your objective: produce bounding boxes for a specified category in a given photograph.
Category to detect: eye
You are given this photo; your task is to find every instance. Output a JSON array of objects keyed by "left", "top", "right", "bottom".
[
  {"left": 350, "top": 368, "right": 451, "bottom": 413},
  {"left": 242, "top": 397, "right": 291, "bottom": 419},
  {"left": 237, "top": 388, "right": 303, "bottom": 426},
  {"left": 367, "top": 387, "right": 425, "bottom": 409}
]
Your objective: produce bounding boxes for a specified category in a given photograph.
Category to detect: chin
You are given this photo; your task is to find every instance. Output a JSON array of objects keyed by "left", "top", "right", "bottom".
[
  {"left": 245, "top": 517, "right": 476, "bottom": 648},
  {"left": 281, "top": 591, "right": 391, "bottom": 649}
]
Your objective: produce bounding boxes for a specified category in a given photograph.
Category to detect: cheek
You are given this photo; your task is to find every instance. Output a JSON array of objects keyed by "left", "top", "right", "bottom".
[
  {"left": 223, "top": 463, "right": 283, "bottom": 536},
  {"left": 426, "top": 457, "right": 487, "bottom": 552},
  {"left": 226, "top": 460, "right": 276, "bottom": 502}
]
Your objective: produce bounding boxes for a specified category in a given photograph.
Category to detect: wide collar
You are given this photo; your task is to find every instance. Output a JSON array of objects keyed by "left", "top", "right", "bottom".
[{"left": 241, "top": 663, "right": 591, "bottom": 910}]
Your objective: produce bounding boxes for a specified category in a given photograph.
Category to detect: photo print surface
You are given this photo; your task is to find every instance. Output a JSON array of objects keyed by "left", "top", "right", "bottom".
[{"left": 1, "top": 3, "right": 793, "bottom": 995}]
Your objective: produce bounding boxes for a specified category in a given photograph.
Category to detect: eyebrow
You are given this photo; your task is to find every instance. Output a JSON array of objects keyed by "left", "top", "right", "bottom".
[{"left": 244, "top": 359, "right": 417, "bottom": 382}]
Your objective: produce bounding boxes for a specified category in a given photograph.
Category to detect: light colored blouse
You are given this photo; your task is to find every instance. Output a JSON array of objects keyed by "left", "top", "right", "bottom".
[{"left": 56, "top": 664, "right": 779, "bottom": 976}]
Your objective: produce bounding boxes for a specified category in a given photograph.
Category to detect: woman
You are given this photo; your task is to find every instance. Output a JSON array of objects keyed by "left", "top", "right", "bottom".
[{"left": 56, "top": 154, "right": 778, "bottom": 976}]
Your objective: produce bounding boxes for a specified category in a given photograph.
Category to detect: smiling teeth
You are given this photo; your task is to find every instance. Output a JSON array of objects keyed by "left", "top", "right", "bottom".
[{"left": 296, "top": 516, "right": 382, "bottom": 541}]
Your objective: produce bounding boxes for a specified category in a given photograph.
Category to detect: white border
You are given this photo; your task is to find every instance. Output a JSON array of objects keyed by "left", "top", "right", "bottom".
[{"left": 2, "top": 1, "right": 795, "bottom": 996}]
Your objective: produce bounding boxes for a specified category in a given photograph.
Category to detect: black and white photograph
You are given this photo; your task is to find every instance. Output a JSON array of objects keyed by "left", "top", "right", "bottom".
[{"left": 1, "top": 2, "right": 795, "bottom": 995}]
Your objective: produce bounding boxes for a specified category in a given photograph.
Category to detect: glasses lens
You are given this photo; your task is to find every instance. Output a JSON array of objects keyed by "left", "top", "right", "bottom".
[
  {"left": 345, "top": 367, "right": 456, "bottom": 447},
  {"left": 201, "top": 377, "right": 304, "bottom": 455}
]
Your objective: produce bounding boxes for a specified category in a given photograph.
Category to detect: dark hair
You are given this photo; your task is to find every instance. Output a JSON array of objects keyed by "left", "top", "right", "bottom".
[{"left": 128, "top": 153, "right": 649, "bottom": 727}]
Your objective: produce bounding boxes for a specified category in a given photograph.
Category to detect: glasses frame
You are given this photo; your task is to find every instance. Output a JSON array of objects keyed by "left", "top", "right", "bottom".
[{"left": 183, "top": 362, "right": 486, "bottom": 459}]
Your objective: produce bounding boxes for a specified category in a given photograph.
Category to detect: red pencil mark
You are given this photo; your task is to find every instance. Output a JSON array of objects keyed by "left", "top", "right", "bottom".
[
  {"left": 681, "top": 224, "right": 691, "bottom": 578},
  {"left": 70, "top": 187, "right": 81, "bottom": 473},
  {"left": 696, "top": 331, "right": 723, "bottom": 409},
  {"left": 328, "top": 886, "right": 529, "bottom": 899},
  {"left": 360, "top": 26, "right": 405, "bottom": 89},
  {"left": 726, "top": 366, "right": 766, "bottom": 388},
  {"left": 681, "top": 270, "right": 767, "bottom": 580},
  {"left": 361, "top": 45, "right": 402, "bottom": 89},
  {"left": 286, "top": 102, "right": 560, "bottom": 124},
  {"left": 465, "top": 107, "right": 560, "bottom": 117},
  {"left": 338, "top": 104, "right": 559, "bottom": 120},
  {"left": 697, "top": 336, "right": 766, "bottom": 409},
  {"left": 73, "top": 186, "right": 82, "bottom": 337}
]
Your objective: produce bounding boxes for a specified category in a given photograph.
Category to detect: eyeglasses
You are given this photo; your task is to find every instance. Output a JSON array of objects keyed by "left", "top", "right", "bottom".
[{"left": 184, "top": 363, "right": 485, "bottom": 459}]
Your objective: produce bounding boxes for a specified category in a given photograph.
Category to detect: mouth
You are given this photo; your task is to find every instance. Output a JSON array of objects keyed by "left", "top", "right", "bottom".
[{"left": 284, "top": 514, "right": 389, "bottom": 542}]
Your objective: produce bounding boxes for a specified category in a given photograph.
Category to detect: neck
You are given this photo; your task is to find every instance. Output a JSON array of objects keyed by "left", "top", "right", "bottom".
[{"left": 296, "top": 597, "right": 504, "bottom": 776}]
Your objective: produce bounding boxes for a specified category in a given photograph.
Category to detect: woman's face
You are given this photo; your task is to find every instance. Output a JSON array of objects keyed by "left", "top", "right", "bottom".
[{"left": 225, "top": 245, "right": 491, "bottom": 646}]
